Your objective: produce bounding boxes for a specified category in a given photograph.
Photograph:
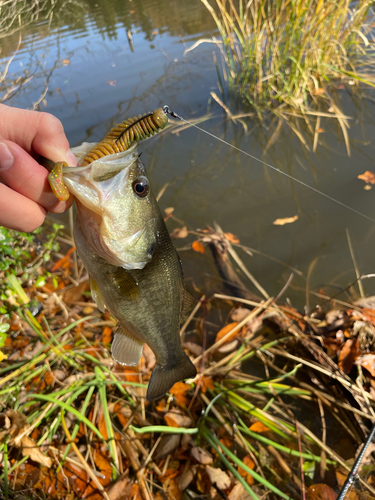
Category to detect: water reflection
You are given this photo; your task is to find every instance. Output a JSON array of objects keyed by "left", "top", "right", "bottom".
[{"left": 0, "top": 0, "right": 375, "bottom": 307}]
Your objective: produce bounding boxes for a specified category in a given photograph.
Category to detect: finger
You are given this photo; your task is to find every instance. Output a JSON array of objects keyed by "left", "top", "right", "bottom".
[
  {"left": 0, "top": 104, "right": 77, "bottom": 165},
  {"left": 0, "top": 141, "right": 74, "bottom": 213},
  {"left": 0, "top": 183, "right": 46, "bottom": 232}
]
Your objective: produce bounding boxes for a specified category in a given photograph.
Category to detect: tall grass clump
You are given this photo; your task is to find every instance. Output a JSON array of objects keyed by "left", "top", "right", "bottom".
[{"left": 201, "top": 0, "right": 375, "bottom": 116}]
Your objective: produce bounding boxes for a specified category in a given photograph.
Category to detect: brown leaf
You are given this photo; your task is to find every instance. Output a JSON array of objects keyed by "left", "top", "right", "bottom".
[
  {"left": 215, "top": 322, "right": 239, "bottom": 343},
  {"left": 102, "top": 326, "right": 112, "bottom": 344},
  {"left": 201, "top": 376, "right": 214, "bottom": 393},
  {"left": 164, "top": 410, "right": 192, "bottom": 428},
  {"left": 206, "top": 465, "right": 231, "bottom": 490},
  {"left": 169, "top": 381, "right": 191, "bottom": 406},
  {"left": 358, "top": 171, "right": 375, "bottom": 184},
  {"left": 313, "top": 88, "right": 325, "bottom": 95},
  {"left": 306, "top": 483, "right": 337, "bottom": 500},
  {"left": 163, "top": 477, "right": 182, "bottom": 500},
  {"left": 21, "top": 436, "right": 52, "bottom": 467},
  {"left": 108, "top": 473, "right": 130, "bottom": 500},
  {"left": 224, "top": 232, "right": 240, "bottom": 243},
  {"left": 228, "top": 482, "right": 246, "bottom": 500},
  {"left": 357, "top": 354, "right": 375, "bottom": 377},
  {"left": 154, "top": 434, "right": 181, "bottom": 460},
  {"left": 238, "top": 455, "right": 255, "bottom": 485},
  {"left": 338, "top": 338, "right": 358, "bottom": 374},
  {"left": 172, "top": 226, "right": 189, "bottom": 239},
  {"left": 191, "top": 446, "right": 213, "bottom": 464},
  {"left": 273, "top": 215, "right": 298, "bottom": 226},
  {"left": 249, "top": 421, "right": 270, "bottom": 433},
  {"left": 192, "top": 241, "right": 205, "bottom": 254}
]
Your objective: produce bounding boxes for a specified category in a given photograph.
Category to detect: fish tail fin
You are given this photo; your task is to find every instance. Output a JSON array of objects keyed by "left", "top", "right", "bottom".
[{"left": 147, "top": 352, "right": 197, "bottom": 401}]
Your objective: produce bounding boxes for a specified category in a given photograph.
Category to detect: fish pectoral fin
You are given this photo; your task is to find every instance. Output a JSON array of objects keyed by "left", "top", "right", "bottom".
[
  {"left": 181, "top": 290, "right": 195, "bottom": 318},
  {"left": 111, "top": 326, "right": 143, "bottom": 366},
  {"left": 89, "top": 276, "right": 105, "bottom": 313},
  {"left": 146, "top": 351, "right": 197, "bottom": 401}
]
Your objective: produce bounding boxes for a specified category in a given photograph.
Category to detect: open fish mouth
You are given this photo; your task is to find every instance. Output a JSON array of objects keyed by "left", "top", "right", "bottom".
[{"left": 62, "top": 142, "right": 157, "bottom": 270}]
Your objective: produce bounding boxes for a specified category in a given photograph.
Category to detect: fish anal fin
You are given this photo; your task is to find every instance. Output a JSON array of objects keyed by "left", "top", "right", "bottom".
[
  {"left": 89, "top": 276, "right": 105, "bottom": 313},
  {"left": 146, "top": 351, "right": 197, "bottom": 401},
  {"left": 181, "top": 290, "right": 195, "bottom": 318},
  {"left": 111, "top": 326, "right": 143, "bottom": 366}
]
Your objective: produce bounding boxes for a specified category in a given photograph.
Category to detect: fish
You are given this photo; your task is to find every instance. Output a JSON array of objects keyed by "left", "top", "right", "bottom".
[{"left": 62, "top": 142, "right": 197, "bottom": 401}]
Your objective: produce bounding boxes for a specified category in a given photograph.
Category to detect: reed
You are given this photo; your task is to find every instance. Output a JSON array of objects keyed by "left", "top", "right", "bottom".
[{"left": 201, "top": 0, "right": 375, "bottom": 117}]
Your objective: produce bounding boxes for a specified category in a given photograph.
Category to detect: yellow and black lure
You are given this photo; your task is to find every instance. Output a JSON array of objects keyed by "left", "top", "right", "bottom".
[{"left": 48, "top": 106, "right": 172, "bottom": 201}]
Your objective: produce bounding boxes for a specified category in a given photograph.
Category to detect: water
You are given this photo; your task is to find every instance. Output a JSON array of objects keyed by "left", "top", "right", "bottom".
[{"left": 1, "top": 0, "right": 375, "bottom": 308}]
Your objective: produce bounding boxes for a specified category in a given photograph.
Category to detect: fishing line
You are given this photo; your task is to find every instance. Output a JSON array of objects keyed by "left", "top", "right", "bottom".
[{"left": 162, "top": 106, "right": 375, "bottom": 224}]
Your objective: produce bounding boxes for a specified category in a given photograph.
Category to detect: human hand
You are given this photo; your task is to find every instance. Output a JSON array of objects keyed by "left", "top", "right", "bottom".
[{"left": 0, "top": 104, "right": 77, "bottom": 232}]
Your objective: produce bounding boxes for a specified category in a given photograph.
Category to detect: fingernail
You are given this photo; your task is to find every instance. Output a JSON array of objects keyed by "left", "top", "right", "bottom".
[
  {"left": 66, "top": 149, "right": 78, "bottom": 166},
  {"left": 0, "top": 143, "right": 14, "bottom": 171}
]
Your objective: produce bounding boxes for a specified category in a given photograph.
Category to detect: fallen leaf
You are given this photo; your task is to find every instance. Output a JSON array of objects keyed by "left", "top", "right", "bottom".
[
  {"left": 108, "top": 473, "right": 130, "bottom": 500},
  {"left": 249, "top": 421, "right": 270, "bottom": 433},
  {"left": 51, "top": 247, "right": 76, "bottom": 272},
  {"left": 306, "top": 483, "right": 337, "bottom": 500},
  {"left": 206, "top": 465, "right": 231, "bottom": 490},
  {"left": 191, "top": 446, "right": 213, "bottom": 464},
  {"left": 215, "top": 322, "right": 239, "bottom": 343},
  {"left": 201, "top": 376, "right": 214, "bottom": 393},
  {"left": 172, "top": 226, "right": 189, "bottom": 239},
  {"left": 338, "top": 338, "right": 358, "bottom": 374},
  {"left": 358, "top": 171, "right": 375, "bottom": 184},
  {"left": 163, "top": 477, "right": 182, "bottom": 500},
  {"left": 102, "top": 326, "right": 112, "bottom": 344},
  {"left": 231, "top": 307, "right": 252, "bottom": 322},
  {"left": 21, "top": 436, "right": 52, "bottom": 467},
  {"left": 357, "top": 354, "right": 375, "bottom": 377},
  {"left": 316, "top": 128, "right": 324, "bottom": 133},
  {"left": 106, "top": 80, "right": 117, "bottom": 86},
  {"left": 238, "top": 455, "right": 255, "bottom": 485},
  {"left": 154, "top": 434, "right": 181, "bottom": 460},
  {"left": 164, "top": 207, "right": 174, "bottom": 215},
  {"left": 218, "top": 339, "right": 239, "bottom": 353},
  {"left": 192, "top": 241, "right": 205, "bottom": 254},
  {"left": 177, "top": 468, "right": 195, "bottom": 491},
  {"left": 273, "top": 215, "right": 298, "bottom": 226},
  {"left": 228, "top": 482, "right": 246, "bottom": 500},
  {"left": 164, "top": 409, "right": 192, "bottom": 428},
  {"left": 170, "top": 381, "right": 191, "bottom": 406},
  {"left": 224, "top": 232, "right": 240, "bottom": 243}
]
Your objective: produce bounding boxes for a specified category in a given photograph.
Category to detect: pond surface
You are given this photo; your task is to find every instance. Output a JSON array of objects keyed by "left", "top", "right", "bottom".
[{"left": 1, "top": 0, "right": 375, "bottom": 308}]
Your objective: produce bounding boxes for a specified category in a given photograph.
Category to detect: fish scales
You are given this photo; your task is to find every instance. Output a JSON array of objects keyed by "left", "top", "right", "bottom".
[{"left": 64, "top": 143, "right": 196, "bottom": 400}]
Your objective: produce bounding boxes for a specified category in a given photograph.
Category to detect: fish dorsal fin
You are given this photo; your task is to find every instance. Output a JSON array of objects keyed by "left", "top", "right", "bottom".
[
  {"left": 181, "top": 290, "right": 195, "bottom": 318},
  {"left": 89, "top": 276, "right": 105, "bottom": 313},
  {"left": 111, "top": 326, "right": 143, "bottom": 366}
]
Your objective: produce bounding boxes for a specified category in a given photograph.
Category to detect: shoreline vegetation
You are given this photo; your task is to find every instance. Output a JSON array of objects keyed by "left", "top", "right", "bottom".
[
  {"left": 1, "top": 223, "right": 375, "bottom": 500},
  {"left": 191, "top": 0, "right": 375, "bottom": 154}
]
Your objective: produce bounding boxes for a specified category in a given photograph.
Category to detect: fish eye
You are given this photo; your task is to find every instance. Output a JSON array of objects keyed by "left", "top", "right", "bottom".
[{"left": 132, "top": 178, "right": 149, "bottom": 198}]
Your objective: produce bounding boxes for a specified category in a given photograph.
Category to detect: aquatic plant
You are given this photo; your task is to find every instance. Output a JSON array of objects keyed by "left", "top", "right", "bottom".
[{"left": 198, "top": 0, "right": 375, "bottom": 150}]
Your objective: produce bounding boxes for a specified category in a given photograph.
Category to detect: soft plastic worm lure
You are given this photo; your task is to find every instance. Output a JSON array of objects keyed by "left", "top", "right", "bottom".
[{"left": 48, "top": 107, "right": 169, "bottom": 201}]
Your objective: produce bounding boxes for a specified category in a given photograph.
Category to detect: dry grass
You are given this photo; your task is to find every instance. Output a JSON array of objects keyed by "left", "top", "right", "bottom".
[{"left": 196, "top": 0, "right": 375, "bottom": 153}]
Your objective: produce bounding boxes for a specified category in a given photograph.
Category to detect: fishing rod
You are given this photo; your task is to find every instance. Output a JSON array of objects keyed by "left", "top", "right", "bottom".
[
  {"left": 162, "top": 105, "right": 375, "bottom": 225},
  {"left": 337, "top": 421, "right": 375, "bottom": 499}
]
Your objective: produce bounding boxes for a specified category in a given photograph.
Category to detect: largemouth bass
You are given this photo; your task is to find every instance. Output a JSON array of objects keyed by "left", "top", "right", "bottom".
[{"left": 62, "top": 142, "right": 197, "bottom": 401}]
